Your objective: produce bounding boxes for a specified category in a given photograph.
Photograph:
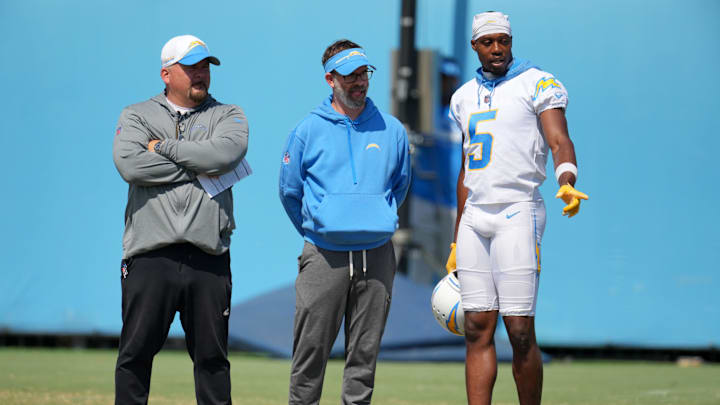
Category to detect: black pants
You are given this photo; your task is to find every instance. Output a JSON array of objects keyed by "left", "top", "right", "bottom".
[{"left": 115, "top": 243, "right": 232, "bottom": 405}]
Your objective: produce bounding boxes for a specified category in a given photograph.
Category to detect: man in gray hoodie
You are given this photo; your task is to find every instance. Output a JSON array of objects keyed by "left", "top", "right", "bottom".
[{"left": 112, "top": 34, "right": 248, "bottom": 405}]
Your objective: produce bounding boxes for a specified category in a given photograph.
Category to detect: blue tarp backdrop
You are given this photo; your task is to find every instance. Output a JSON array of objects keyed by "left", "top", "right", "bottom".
[
  {"left": 0, "top": 0, "right": 718, "bottom": 350},
  {"left": 227, "top": 274, "right": 512, "bottom": 361}
]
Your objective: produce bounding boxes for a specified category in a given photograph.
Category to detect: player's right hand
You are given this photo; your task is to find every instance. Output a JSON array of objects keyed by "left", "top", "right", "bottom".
[{"left": 445, "top": 243, "right": 457, "bottom": 274}]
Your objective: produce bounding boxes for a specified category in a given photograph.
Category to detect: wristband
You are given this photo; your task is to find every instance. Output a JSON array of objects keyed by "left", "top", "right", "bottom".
[{"left": 555, "top": 162, "right": 577, "bottom": 182}]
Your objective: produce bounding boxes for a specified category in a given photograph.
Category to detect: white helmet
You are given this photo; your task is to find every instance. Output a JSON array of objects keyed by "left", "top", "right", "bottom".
[{"left": 430, "top": 272, "right": 465, "bottom": 336}]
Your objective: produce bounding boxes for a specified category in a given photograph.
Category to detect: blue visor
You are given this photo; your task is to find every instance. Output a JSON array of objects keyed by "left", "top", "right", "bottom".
[
  {"left": 323, "top": 48, "right": 375, "bottom": 75},
  {"left": 179, "top": 44, "right": 220, "bottom": 66}
]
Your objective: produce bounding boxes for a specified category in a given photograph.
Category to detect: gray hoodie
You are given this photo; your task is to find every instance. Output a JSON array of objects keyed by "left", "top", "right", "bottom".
[{"left": 113, "top": 93, "right": 249, "bottom": 259}]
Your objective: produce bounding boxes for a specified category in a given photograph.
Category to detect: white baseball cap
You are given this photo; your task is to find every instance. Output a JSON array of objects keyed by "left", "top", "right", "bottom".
[{"left": 161, "top": 35, "right": 220, "bottom": 68}]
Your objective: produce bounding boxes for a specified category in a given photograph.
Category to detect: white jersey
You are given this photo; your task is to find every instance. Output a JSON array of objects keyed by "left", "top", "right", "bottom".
[{"left": 449, "top": 66, "right": 569, "bottom": 205}]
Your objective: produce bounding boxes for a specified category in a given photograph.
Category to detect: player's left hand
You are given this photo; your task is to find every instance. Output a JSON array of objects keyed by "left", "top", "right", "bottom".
[
  {"left": 555, "top": 184, "right": 589, "bottom": 218},
  {"left": 445, "top": 243, "right": 457, "bottom": 274}
]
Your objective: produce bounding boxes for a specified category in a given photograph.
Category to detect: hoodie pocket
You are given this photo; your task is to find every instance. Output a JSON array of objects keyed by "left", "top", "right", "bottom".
[{"left": 313, "top": 193, "right": 398, "bottom": 245}]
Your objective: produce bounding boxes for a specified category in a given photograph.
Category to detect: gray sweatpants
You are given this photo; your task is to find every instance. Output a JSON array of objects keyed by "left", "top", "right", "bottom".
[{"left": 289, "top": 241, "right": 396, "bottom": 405}]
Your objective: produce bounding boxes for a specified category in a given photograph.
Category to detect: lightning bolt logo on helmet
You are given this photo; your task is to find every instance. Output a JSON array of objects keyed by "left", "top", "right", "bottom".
[{"left": 431, "top": 272, "right": 465, "bottom": 336}]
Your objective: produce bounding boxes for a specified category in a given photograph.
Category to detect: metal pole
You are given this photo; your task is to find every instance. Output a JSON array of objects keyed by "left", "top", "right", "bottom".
[
  {"left": 395, "top": 0, "right": 417, "bottom": 274},
  {"left": 396, "top": 0, "right": 418, "bottom": 132}
]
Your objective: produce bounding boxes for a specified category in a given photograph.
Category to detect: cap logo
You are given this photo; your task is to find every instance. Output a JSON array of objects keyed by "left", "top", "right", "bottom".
[
  {"left": 335, "top": 51, "right": 365, "bottom": 64},
  {"left": 186, "top": 40, "right": 206, "bottom": 52}
]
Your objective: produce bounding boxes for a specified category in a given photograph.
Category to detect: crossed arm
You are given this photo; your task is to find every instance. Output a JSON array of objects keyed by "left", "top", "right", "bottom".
[{"left": 113, "top": 106, "right": 249, "bottom": 186}]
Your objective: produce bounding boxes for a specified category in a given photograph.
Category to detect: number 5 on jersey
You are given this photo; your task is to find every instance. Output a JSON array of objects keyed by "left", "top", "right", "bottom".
[{"left": 467, "top": 110, "right": 497, "bottom": 170}]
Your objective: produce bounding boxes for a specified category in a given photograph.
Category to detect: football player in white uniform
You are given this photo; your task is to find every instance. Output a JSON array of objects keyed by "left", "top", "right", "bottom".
[{"left": 444, "top": 11, "right": 589, "bottom": 405}]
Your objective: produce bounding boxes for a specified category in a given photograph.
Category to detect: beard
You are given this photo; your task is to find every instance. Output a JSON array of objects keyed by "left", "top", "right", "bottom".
[
  {"left": 188, "top": 82, "right": 208, "bottom": 104},
  {"left": 333, "top": 79, "right": 366, "bottom": 109}
]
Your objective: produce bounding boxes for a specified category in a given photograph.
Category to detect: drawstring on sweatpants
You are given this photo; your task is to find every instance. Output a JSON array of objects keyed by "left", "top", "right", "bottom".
[
  {"left": 362, "top": 250, "right": 367, "bottom": 276},
  {"left": 348, "top": 250, "right": 368, "bottom": 279}
]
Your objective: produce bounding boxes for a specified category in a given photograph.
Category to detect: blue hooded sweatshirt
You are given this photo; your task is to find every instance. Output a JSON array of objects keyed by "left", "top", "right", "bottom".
[{"left": 279, "top": 95, "right": 411, "bottom": 251}]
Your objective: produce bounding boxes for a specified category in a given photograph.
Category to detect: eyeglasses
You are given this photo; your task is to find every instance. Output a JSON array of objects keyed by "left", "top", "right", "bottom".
[{"left": 336, "top": 69, "right": 374, "bottom": 84}]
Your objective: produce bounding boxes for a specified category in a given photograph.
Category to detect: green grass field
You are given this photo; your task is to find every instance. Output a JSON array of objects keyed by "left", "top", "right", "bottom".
[{"left": 1, "top": 348, "right": 718, "bottom": 404}]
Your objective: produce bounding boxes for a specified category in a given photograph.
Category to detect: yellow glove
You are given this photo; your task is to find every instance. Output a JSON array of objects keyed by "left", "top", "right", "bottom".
[
  {"left": 445, "top": 243, "right": 457, "bottom": 274},
  {"left": 555, "top": 184, "right": 589, "bottom": 218}
]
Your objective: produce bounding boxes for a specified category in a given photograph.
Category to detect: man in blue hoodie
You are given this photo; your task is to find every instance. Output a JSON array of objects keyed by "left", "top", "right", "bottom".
[{"left": 279, "top": 39, "right": 411, "bottom": 405}]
